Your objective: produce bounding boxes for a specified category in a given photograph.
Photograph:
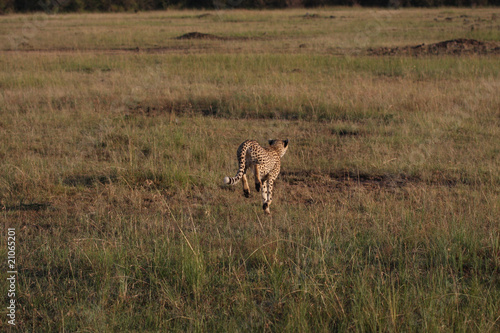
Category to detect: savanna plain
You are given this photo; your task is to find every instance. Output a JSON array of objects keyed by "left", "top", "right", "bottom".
[{"left": 1, "top": 7, "right": 500, "bottom": 332}]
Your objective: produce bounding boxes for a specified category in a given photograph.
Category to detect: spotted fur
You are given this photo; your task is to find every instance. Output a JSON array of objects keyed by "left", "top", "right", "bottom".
[{"left": 223, "top": 139, "right": 289, "bottom": 214}]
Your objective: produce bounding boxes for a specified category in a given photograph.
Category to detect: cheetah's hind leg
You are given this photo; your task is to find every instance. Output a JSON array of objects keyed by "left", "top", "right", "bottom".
[
  {"left": 261, "top": 181, "right": 271, "bottom": 214},
  {"left": 242, "top": 174, "right": 250, "bottom": 198},
  {"left": 254, "top": 164, "right": 262, "bottom": 192}
]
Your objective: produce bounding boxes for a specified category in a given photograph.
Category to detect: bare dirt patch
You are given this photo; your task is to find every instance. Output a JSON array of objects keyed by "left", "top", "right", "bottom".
[
  {"left": 281, "top": 169, "right": 463, "bottom": 192},
  {"left": 282, "top": 170, "right": 415, "bottom": 190},
  {"left": 368, "top": 39, "right": 500, "bottom": 56},
  {"left": 279, "top": 170, "right": 416, "bottom": 206}
]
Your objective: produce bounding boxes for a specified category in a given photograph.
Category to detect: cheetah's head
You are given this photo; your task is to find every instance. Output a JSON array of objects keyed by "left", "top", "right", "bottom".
[{"left": 268, "top": 139, "right": 289, "bottom": 158}]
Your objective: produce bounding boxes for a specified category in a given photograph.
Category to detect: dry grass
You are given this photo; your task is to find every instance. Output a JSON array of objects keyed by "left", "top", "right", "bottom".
[
  {"left": 2, "top": 7, "right": 499, "bottom": 52},
  {"left": 1, "top": 7, "right": 500, "bottom": 332}
]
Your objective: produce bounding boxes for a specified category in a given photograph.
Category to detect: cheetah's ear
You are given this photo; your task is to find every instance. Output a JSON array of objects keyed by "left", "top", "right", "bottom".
[
  {"left": 284, "top": 139, "right": 289, "bottom": 147},
  {"left": 268, "top": 140, "right": 275, "bottom": 145}
]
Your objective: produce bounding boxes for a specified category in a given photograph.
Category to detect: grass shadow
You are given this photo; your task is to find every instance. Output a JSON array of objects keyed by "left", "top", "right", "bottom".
[
  {"left": 4, "top": 202, "right": 51, "bottom": 211},
  {"left": 62, "top": 174, "right": 117, "bottom": 187}
]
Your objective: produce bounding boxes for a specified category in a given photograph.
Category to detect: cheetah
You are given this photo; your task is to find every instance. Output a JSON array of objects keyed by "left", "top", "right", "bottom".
[{"left": 223, "top": 139, "right": 289, "bottom": 214}]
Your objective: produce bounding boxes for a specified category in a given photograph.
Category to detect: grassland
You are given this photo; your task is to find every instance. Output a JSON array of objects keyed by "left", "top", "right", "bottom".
[{"left": 1, "top": 7, "right": 500, "bottom": 332}]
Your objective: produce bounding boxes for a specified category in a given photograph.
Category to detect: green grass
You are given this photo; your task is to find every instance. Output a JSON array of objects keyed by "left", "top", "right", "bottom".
[{"left": 1, "top": 7, "right": 500, "bottom": 332}]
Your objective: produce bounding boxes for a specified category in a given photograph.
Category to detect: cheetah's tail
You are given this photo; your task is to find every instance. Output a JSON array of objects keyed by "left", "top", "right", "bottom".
[
  {"left": 223, "top": 171, "right": 243, "bottom": 185},
  {"left": 223, "top": 140, "right": 249, "bottom": 186}
]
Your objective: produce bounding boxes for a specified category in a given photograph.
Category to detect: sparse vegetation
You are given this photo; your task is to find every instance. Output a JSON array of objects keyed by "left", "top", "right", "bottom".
[{"left": 1, "top": 7, "right": 499, "bottom": 332}]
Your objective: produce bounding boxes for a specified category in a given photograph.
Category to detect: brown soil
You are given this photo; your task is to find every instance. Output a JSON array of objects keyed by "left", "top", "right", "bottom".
[
  {"left": 281, "top": 169, "right": 461, "bottom": 190},
  {"left": 281, "top": 170, "right": 416, "bottom": 190},
  {"left": 368, "top": 39, "right": 500, "bottom": 56}
]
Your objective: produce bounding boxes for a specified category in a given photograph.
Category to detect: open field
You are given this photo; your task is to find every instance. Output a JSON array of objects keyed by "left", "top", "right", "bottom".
[
  {"left": 2, "top": 7, "right": 500, "bottom": 53},
  {"left": 1, "top": 7, "right": 500, "bottom": 332}
]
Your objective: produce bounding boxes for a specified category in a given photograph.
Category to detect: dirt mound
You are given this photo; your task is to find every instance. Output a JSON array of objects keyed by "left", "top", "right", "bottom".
[
  {"left": 176, "top": 32, "right": 226, "bottom": 40},
  {"left": 369, "top": 39, "right": 500, "bottom": 56}
]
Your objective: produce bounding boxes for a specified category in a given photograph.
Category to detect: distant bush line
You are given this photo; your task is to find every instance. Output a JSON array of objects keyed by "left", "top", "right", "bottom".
[{"left": 1, "top": 0, "right": 498, "bottom": 14}]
